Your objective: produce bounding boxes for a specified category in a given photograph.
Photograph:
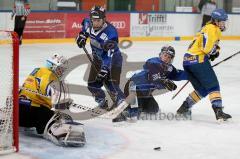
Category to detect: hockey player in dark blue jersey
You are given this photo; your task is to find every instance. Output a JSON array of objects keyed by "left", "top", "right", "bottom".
[
  {"left": 76, "top": 5, "right": 125, "bottom": 110},
  {"left": 113, "top": 45, "right": 188, "bottom": 122}
]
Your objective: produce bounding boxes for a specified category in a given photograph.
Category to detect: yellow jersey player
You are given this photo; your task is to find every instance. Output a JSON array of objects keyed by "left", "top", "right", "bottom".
[
  {"left": 19, "top": 54, "right": 86, "bottom": 147},
  {"left": 177, "top": 9, "right": 232, "bottom": 121}
]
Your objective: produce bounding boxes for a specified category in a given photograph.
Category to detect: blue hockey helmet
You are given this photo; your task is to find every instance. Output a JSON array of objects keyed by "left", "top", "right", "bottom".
[
  {"left": 160, "top": 45, "right": 175, "bottom": 58},
  {"left": 211, "top": 9, "right": 228, "bottom": 21},
  {"left": 89, "top": 6, "right": 106, "bottom": 31},
  {"left": 159, "top": 45, "right": 175, "bottom": 64},
  {"left": 90, "top": 5, "right": 106, "bottom": 19}
]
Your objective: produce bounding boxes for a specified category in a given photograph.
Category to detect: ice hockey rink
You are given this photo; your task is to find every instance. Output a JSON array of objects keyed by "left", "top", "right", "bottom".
[{"left": 2, "top": 40, "right": 240, "bottom": 159}]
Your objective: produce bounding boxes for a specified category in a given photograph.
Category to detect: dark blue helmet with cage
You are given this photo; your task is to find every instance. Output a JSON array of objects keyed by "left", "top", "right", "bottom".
[
  {"left": 211, "top": 9, "right": 228, "bottom": 21},
  {"left": 160, "top": 45, "right": 175, "bottom": 57},
  {"left": 159, "top": 45, "right": 175, "bottom": 63},
  {"left": 90, "top": 5, "right": 106, "bottom": 19}
]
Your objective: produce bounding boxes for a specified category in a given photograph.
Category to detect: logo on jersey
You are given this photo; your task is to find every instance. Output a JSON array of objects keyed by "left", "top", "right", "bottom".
[{"left": 100, "top": 33, "right": 108, "bottom": 40}]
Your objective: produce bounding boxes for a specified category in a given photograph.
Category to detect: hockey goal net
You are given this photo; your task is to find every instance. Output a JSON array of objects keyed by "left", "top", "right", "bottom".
[{"left": 0, "top": 31, "right": 19, "bottom": 154}]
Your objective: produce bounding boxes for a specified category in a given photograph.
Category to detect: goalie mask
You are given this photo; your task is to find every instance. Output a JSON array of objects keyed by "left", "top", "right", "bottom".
[
  {"left": 46, "top": 54, "right": 68, "bottom": 79},
  {"left": 159, "top": 45, "right": 175, "bottom": 64}
]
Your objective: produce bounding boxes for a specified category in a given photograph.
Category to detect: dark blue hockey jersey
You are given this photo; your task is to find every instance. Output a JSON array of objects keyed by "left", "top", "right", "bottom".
[
  {"left": 81, "top": 18, "right": 122, "bottom": 68},
  {"left": 130, "top": 57, "right": 187, "bottom": 92}
]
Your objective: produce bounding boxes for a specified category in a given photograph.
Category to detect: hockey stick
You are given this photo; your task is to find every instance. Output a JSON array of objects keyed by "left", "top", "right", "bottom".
[
  {"left": 172, "top": 51, "right": 240, "bottom": 100},
  {"left": 20, "top": 86, "right": 130, "bottom": 120},
  {"left": 62, "top": 92, "right": 135, "bottom": 120},
  {"left": 81, "top": 46, "right": 138, "bottom": 119},
  {"left": 19, "top": 86, "right": 109, "bottom": 118},
  {"left": 82, "top": 46, "right": 99, "bottom": 71},
  {"left": 82, "top": 46, "right": 119, "bottom": 106}
]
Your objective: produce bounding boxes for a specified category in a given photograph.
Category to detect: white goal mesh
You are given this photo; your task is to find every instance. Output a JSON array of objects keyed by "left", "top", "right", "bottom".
[{"left": 0, "top": 31, "right": 19, "bottom": 154}]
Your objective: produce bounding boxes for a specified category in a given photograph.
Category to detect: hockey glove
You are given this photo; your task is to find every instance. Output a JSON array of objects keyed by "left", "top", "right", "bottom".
[
  {"left": 102, "top": 40, "right": 117, "bottom": 51},
  {"left": 159, "top": 78, "right": 177, "bottom": 91},
  {"left": 208, "top": 45, "right": 220, "bottom": 61},
  {"left": 76, "top": 32, "right": 87, "bottom": 48},
  {"left": 96, "top": 66, "right": 109, "bottom": 82}
]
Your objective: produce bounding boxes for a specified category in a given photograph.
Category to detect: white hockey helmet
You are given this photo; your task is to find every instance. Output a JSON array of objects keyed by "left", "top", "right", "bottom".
[{"left": 46, "top": 54, "right": 68, "bottom": 79}]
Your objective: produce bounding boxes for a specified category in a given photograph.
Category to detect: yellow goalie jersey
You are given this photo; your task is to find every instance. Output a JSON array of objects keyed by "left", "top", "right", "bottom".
[
  {"left": 183, "top": 23, "right": 222, "bottom": 65},
  {"left": 19, "top": 67, "right": 58, "bottom": 109}
]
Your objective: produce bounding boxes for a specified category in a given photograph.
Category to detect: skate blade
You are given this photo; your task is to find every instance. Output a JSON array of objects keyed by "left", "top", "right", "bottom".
[
  {"left": 126, "top": 117, "right": 138, "bottom": 123},
  {"left": 113, "top": 121, "right": 132, "bottom": 127},
  {"left": 112, "top": 118, "right": 137, "bottom": 127},
  {"left": 175, "top": 113, "right": 192, "bottom": 120},
  {"left": 217, "top": 118, "right": 232, "bottom": 123},
  {"left": 112, "top": 117, "right": 137, "bottom": 123}
]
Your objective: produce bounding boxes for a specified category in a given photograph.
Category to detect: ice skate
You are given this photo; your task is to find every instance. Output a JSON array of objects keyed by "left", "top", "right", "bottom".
[
  {"left": 212, "top": 106, "right": 232, "bottom": 122},
  {"left": 97, "top": 99, "right": 109, "bottom": 110},
  {"left": 176, "top": 101, "right": 192, "bottom": 119}
]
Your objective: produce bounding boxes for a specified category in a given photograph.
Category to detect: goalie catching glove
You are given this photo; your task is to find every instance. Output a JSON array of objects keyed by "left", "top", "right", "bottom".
[{"left": 43, "top": 112, "right": 86, "bottom": 147}]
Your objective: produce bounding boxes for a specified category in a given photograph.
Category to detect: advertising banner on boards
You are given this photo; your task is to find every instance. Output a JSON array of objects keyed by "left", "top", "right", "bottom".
[
  {"left": 24, "top": 12, "right": 130, "bottom": 39},
  {"left": 130, "top": 13, "right": 200, "bottom": 37},
  {"left": 24, "top": 13, "right": 65, "bottom": 39}
]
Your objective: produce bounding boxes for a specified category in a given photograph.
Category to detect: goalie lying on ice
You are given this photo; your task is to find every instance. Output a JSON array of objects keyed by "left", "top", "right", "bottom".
[{"left": 19, "top": 54, "right": 86, "bottom": 147}]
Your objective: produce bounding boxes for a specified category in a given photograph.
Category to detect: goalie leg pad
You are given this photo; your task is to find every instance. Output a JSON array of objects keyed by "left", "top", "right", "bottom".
[{"left": 43, "top": 113, "right": 86, "bottom": 147}]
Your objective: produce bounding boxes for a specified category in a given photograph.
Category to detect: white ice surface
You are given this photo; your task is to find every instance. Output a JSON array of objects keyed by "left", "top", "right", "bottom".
[{"left": 5, "top": 41, "right": 240, "bottom": 159}]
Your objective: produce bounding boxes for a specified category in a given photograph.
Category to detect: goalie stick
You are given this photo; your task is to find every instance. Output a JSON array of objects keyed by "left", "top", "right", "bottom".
[
  {"left": 19, "top": 86, "right": 107, "bottom": 118},
  {"left": 20, "top": 86, "right": 135, "bottom": 120},
  {"left": 61, "top": 92, "right": 135, "bottom": 120}
]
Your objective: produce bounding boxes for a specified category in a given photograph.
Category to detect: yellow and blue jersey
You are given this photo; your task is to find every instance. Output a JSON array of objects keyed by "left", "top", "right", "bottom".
[
  {"left": 19, "top": 67, "right": 58, "bottom": 109},
  {"left": 183, "top": 23, "right": 222, "bottom": 65}
]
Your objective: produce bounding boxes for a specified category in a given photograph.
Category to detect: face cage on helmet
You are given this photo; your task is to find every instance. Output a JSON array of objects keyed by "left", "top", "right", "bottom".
[
  {"left": 161, "top": 49, "right": 175, "bottom": 58},
  {"left": 46, "top": 60, "right": 66, "bottom": 79},
  {"left": 52, "top": 65, "right": 66, "bottom": 79},
  {"left": 160, "top": 51, "right": 174, "bottom": 64}
]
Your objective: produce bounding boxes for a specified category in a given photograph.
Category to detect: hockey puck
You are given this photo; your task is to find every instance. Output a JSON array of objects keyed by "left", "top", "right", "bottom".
[{"left": 153, "top": 147, "right": 161, "bottom": 151}]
